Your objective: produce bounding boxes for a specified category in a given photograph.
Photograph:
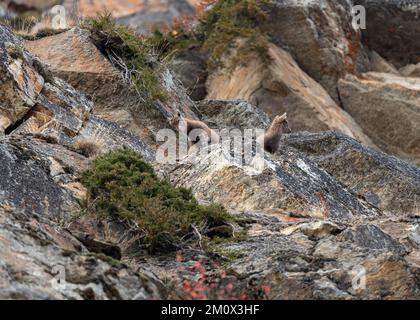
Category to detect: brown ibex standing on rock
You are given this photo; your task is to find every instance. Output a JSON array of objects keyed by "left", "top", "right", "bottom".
[
  {"left": 170, "top": 112, "right": 220, "bottom": 146},
  {"left": 257, "top": 113, "right": 291, "bottom": 154}
]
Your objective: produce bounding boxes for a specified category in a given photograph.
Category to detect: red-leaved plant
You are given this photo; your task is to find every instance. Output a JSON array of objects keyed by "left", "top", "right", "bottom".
[{"left": 167, "top": 252, "right": 271, "bottom": 300}]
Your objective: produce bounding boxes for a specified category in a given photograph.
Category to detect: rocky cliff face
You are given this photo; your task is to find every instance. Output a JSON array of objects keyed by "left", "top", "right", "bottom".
[
  {"left": 0, "top": 24, "right": 164, "bottom": 299},
  {"left": 355, "top": 0, "right": 420, "bottom": 68},
  {"left": 266, "top": 0, "right": 370, "bottom": 101},
  {"left": 171, "top": 0, "right": 420, "bottom": 166},
  {"left": 1, "top": 1, "right": 420, "bottom": 300},
  {"left": 0, "top": 138, "right": 164, "bottom": 300},
  {"left": 23, "top": 27, "right": 197, "bottom": 147},
  {"left": 206, "top": 43, "right": 374, "bottom": 147},
  {"left": 338, "top": 72, "right": 420, "bottom": 165}
]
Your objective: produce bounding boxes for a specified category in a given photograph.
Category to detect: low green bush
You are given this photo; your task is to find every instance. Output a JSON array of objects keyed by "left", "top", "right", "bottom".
[
  {"left": 81, "top": 148, "right": 234, "bottom": 252},
  {"left": 124, "top": 0, "right": 273, "bottom": 74},
  {"left": 82, "top": 14, "right": 167, "bottom": 103}
]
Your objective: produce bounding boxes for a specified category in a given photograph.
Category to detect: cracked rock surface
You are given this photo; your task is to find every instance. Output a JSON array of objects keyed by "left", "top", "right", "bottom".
[{"left": 1, "top": 2, "right": 420, "bottom": 299}]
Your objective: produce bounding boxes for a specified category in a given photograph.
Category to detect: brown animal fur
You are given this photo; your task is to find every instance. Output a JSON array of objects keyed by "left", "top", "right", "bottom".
[
  {"left": 257, "top": 113, "right": 291, "bottom": 154},
  {"left": 170, "top": 112, "right": 220, "bottom": 145}
]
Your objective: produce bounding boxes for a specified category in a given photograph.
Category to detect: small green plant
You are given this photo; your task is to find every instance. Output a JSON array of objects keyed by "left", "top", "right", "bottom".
[
  {"left": 81, "top": 148, "right": 235, "bottom": 252},
  {"left": 81, "top": 14, "right": 168, "bottom": 104}
]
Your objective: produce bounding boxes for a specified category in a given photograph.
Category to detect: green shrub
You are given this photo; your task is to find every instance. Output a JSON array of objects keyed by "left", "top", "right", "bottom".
[
  {"left": 81, "top": 14, "right": 167, "bottom": 103},
  {"left": 198, "top": 0, "right": 272, "bottom": 71},
  {"left": 81, "top": 148, "right": 234, "bottom": 252},
  {"left": 137, "top": 0, "right": 272, "bottom": 73}
]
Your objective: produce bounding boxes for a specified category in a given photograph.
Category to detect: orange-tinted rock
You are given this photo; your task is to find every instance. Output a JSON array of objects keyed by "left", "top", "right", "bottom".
[
  {"left": 338, "top": 72, "right": 420, "bottom": 165},
  {"left": 267, "top": 0, "right": 370, "bottom": 101},
  {"left": 207, "top": 43, "right": 373, "bottom": 147},
  {"left": 24, "top": 27, "right": 198, "bottom": 147}
]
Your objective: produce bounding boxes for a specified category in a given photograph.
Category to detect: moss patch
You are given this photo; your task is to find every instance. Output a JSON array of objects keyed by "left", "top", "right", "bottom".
[{"left": 81, "top": 148, "right": 236, "bottom": 252}]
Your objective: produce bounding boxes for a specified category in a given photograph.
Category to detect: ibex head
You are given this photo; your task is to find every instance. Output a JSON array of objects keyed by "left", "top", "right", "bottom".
[{"left": 273, "top": 113, "right": 291, "bottom": 134}]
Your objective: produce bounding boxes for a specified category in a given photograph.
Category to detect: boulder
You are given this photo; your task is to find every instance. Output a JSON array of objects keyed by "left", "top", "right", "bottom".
[
  {"left": 266, "top": 0, "right": 370, "bottom": 100},
  {"left": 3, "top": 1, "right": 200, "bottom": 34},
  {"left": 169, "top": 48, "right": 208, "bottom": 101},
  {"left": 368, "top": 51, "right": 400, "bottom": 75},
  {"left": 355, "top": 0, "right": 420, "bottom": 68},
  {"left": 1, "top": 25, "right": 90, "bottom": 139},
  {"left": 340, "top": 224, "right": 407, "bottom": 255},
  {"left": 214, "top": 211, "right": 420, "bottom": 299},
  {"left": 286, "top": 132, "right": 420, "bottom": 216},
  {"left": 337, "top": 72, "right": 420, "bottom": 165},
  {"left": 64, "top": 0, "right": 198, "bottom": 33},
  {"left": 0, "top": 204, "right": 164, "bottom": 299},
  {"left": 311, "top": 228, "right": 419, "bottom": 299},
  {"left": 0, "top": 136, "right": 82, "bottom": 217},
  {"left": 400, "top": 63, "right": 420, "bottom": 78},
  {"left": 24, "top": 28, "right": 120, "bottom": 99},
  {"left": 0, "top": 26, "right": 44, "bottom": 133},
  {"left": 206, "top": 43, "right": 373, "bottom": 146},
  {"left": 1, "top": 24, "right": 154, "bottom": 159},
  {"left": 163, "top": 144, "right": 380, "bottom": 222},
  {"left": 116, "top": 0, "right": 196, "bottom": 34},
  {"left": 70, "top": 0, "right": 149, "bottom": 18},
  {"left": 195, "top": 99, "right": 271, "bottom": 130},
  {"left": 24, "top": 27, "right": 198, "bottom": 147},
  {"left": 77, "top": 115, "right": 154, "bottom": 161}
]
